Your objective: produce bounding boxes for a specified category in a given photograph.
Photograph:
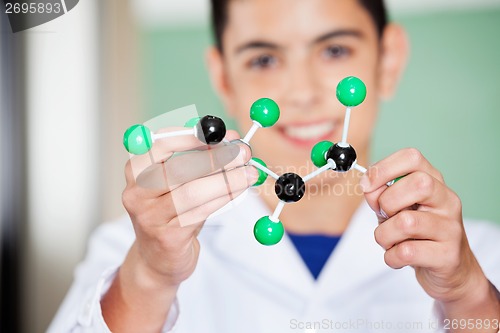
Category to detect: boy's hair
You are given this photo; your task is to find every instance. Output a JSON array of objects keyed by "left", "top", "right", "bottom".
[{"left": 210, "top": 0, "right": 388, "bottom": 52}]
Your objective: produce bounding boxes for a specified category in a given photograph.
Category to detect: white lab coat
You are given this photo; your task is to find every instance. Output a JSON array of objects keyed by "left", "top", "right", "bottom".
[{"left": 48, "top": 189, "right": 500, "bottom": 333}]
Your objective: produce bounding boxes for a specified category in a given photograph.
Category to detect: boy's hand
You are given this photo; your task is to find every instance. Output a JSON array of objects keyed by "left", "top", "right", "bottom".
[
  {"left": 361, "top": 148, "right": 500, "bottom": 326},
  {"left": 103, "top": 129, "right": 258, "bottom": 332},
  {"left": 122, "top": 129, "right": 258, "bottom": 288}
]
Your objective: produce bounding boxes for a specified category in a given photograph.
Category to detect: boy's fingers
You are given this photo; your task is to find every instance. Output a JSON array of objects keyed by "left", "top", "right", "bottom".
[
  {"left": 147, "top": 128, "right": 241, "bottom": 158},
  {"left": 377, "top": 171, "right": 458, "bottom": 218},
  {"left": 374, "top": 210, "right": 453, "bottom": 250},
  {"left": 383, "top": 240, "right": 450, "bottom": 270},
  {"left": 363, "top": 186, "right": 386, "bottom": 220},
  {"left": 127, "top": 127, "right": 204, "bottom": 178},
  {"left": 125, "top": 130, "right": 246, "bottom": 189},
  {"left": 163, "top": 140, "right": 251, "bottom": 188},
  {"left": 361, "top": 148, "right": 444, "bottom": 193},
  {"left": 168, "top": 188, "right": 246, "bottom": 228},
  {"left": 134, "top": 141, "right": 251, "bottom": 193},
  {"left": 126, "top": 128, "right": 241, "bottom": 181},
  {"left": 159, "top": 165, "right": 258, "bottom": 220}
]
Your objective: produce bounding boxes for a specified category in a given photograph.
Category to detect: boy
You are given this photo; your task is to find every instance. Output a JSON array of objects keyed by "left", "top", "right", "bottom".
[{"left": 49, "top": 0, "right": 500, "bottom": 332}]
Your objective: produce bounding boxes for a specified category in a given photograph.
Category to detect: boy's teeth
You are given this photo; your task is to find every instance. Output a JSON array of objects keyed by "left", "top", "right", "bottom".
[{"left": 284, "top": 122, "right": 334, "bottom": 140}]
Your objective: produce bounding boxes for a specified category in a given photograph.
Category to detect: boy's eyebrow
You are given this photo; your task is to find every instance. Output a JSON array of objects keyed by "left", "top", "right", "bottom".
[
  {"left": 234, "top": 29, "right": 364, "bottom": 55},
  {"left": 234, "top": 41, "right": 281, "bottom": 55},
  {"left": 312, "top": 29, "right": 364, "bottom": 45}
]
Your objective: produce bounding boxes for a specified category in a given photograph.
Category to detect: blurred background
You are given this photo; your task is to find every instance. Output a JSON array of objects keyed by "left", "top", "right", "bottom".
[{"left": 1, "top": 0, "right": 500, "bottom": 332}]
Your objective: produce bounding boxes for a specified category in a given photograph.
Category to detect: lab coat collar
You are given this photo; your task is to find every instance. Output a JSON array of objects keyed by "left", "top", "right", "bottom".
[
  {"left": 313, "top": 199, "right": 391, "bottom": 302},
  {"left": 208, "top": 189, "right": 390, "bottom": 301}
]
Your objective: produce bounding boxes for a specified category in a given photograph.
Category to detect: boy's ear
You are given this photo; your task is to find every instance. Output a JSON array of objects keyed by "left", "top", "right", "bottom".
[
  {"left": 378, "top": 24, "right": 410, "bottom": 101},
  {"left": 205, "top": 47, "right": 235, "bottom": 115}
]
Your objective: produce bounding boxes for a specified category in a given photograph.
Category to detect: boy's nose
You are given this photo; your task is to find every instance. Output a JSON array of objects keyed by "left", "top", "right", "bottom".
[{"left": 284, "top": 61, "right": 321, "bottom": 111}]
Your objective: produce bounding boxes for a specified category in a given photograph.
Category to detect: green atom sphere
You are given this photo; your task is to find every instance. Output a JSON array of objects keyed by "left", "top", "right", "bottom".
[
  {"left": 123, "top": 124, "right": 153, "bottom": 155},
  {"left": 253, "top": 216, "right": 284, "bottom": 246},
  {"left": 250, "top": 98, "right": 280, "bottom": 128},
  {"left": 251, "top": 157, "right": 268, "bottom": 186},
  {"left": 311, "top": 141, "right": 334, "bottom": 168},
  {"left": 336, "top": 76, "right": 367, "bottom": 107}
]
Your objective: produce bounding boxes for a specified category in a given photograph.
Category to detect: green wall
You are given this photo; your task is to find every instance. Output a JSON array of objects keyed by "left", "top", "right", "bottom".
[{"left": 140, "top": 9, "right": 500, "bottom": 224}]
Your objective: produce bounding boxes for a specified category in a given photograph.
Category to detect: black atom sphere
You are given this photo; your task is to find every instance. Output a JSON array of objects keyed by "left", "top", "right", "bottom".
[
  {"left": 275, "top": 173, "right": 305, "bottom": 203},
  {"left": 196, "top": 115, "right": 226, "bottom": 144},
  {"left": 326, "top": 143, "right": 357, "bottom": 172}
]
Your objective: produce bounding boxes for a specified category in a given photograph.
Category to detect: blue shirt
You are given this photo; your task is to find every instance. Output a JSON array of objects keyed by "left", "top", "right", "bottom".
[{"left": 287, "top": 232, "right": 342, "bottom": 279}]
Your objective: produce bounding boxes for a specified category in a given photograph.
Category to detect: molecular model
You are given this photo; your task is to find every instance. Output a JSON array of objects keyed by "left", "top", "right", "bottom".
[{"left": 123, "top": 76, "right": 399, "bottom": 246}]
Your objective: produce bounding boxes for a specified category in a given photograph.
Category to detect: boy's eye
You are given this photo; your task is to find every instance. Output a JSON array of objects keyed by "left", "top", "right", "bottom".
[
  {"left": 323, "top": 45, "right": 349, "bottom": 59},
  {"left": 249, "top": 54, "right": 277, "bottom": 69}
]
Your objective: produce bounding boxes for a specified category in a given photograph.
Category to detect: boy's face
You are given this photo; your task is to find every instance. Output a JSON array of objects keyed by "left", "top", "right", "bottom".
[{"left": 208, "top": 0, "right": 405, "bottom": 177}]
